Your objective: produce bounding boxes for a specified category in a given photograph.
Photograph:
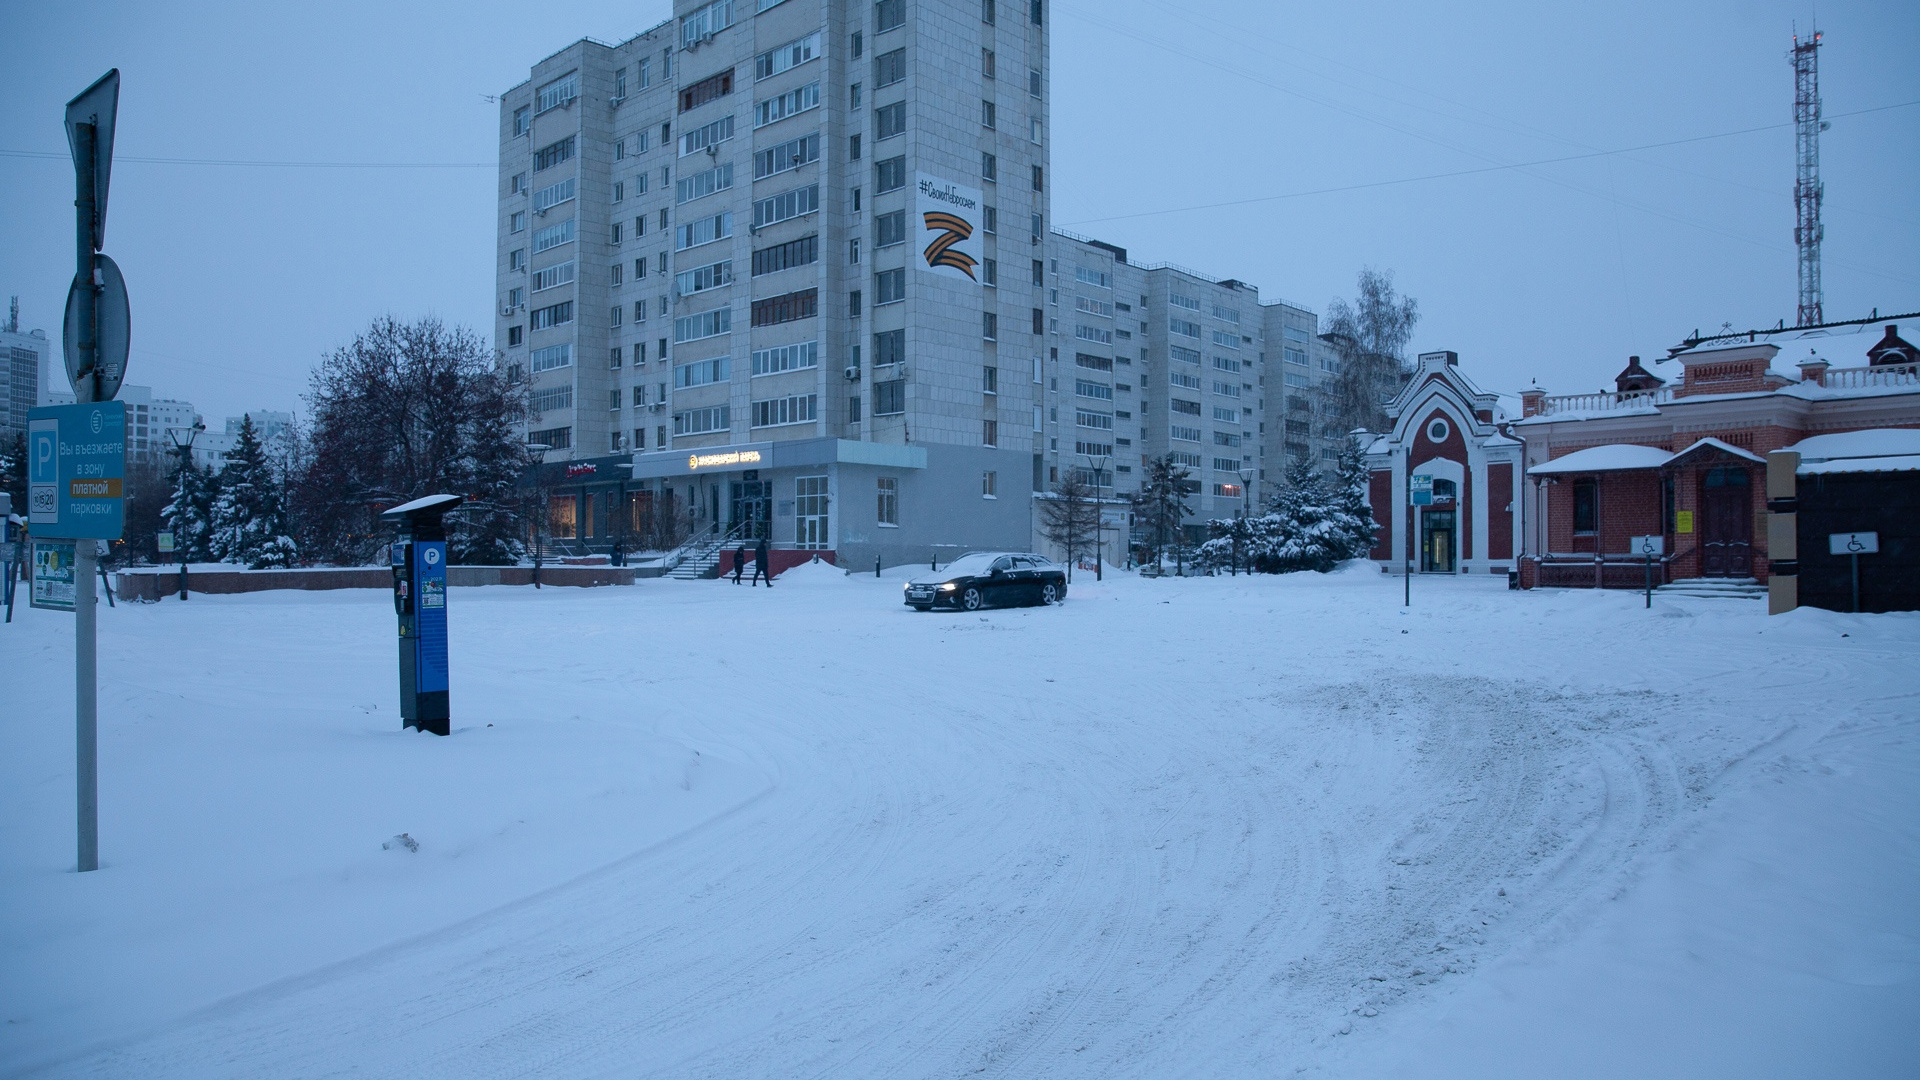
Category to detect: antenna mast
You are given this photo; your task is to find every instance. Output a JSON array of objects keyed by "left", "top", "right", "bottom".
[{"left": 1790, "top": 28, "right": 1826, "bottom": 327}]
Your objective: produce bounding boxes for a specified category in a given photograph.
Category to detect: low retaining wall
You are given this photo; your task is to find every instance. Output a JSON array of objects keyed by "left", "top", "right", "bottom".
[{"left": 115, "top": 565, "right": 635, "bottom": 602}]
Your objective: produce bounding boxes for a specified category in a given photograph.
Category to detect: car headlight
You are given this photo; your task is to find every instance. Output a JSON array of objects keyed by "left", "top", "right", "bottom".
[{"left": 938, "top": 583, "right": 957, "bottom": 591}]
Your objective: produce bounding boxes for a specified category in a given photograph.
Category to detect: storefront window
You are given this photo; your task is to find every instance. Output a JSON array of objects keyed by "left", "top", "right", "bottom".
[
  {"left": 548, "top": 495, "right": 577, "bottom": 538},
  {"left": 796, "top": 475, "right": 830, "bottom": 548}
]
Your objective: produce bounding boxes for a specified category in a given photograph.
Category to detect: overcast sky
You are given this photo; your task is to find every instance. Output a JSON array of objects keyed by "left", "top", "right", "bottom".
[{"left": 3, "top": 1, "right": 1916, "bottom": 423}]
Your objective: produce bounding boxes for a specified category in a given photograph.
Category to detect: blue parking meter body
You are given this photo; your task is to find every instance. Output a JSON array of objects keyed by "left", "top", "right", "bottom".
[{"left": 380, "top": 495, "right": 462, "bottom": 736}]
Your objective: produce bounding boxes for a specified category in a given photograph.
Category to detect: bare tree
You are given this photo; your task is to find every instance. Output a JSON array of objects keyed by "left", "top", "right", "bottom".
[
  {"left": 291, "top": 316, "right": 530, "bottom": 565},
  {"left": 1037, "top": 470, "right": 1100, "bottom": 581},
  {"left": 1322, "top": 268, "right": 1420, "bottom": 435}
]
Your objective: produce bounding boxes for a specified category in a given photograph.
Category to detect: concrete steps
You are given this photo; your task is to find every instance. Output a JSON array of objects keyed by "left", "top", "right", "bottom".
[{"left": 1655, "top": 578, "right": 1766, "bottom": 600}]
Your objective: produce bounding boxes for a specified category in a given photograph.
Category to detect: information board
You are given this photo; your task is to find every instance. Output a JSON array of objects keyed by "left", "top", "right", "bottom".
[
  {"left": 31, "top": 540, "right": 78, "bottom": 611},
  {"left": 26, "top": 402, "right": 126, "bottom": 540}
]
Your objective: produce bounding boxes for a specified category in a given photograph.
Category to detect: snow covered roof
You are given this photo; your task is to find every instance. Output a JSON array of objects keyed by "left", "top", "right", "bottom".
[
  {"left": 1788, "top": 428, "right": 1920, "bottom": 475},
  {"left": 1528, "top": 444, "right": 1674, "bottom": 475},
  {"left": 1787, "top": 428, "right": 1920, "bottom": 461},
  {"left": 1669, "top": 436, "right": 1766, "bottom": 465}
]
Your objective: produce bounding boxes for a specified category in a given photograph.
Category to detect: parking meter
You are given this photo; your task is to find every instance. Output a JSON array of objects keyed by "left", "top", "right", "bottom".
[{"left": 379, "top": 494, "right": 462, "bottom": 736}]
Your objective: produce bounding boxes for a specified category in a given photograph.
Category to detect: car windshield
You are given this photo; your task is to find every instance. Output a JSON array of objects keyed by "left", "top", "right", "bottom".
[{"left": 938, "top": 553, "right": 1000, "bottom": 577}]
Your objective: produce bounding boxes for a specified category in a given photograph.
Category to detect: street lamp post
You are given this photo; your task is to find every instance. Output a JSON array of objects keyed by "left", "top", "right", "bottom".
[
  {"left": 1083, "top": 453, "right": 1109, "bottom": 581},
  {"left": 1236, "top": 464, "right": 1254, "bottom": 576},
  {"left": 524, "top": 441, "right": 551, "bottom": 588},
  {"left": 165, "top": 419, "right": 204, "bottom": 600}
]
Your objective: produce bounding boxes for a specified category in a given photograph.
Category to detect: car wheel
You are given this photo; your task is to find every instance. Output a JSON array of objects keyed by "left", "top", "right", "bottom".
[
  {"left": 961, "top": 586, "right": 984, "bottom": 611},
  {"left": 1040, "top": 582, "right": 1060, "bottom": 605}
]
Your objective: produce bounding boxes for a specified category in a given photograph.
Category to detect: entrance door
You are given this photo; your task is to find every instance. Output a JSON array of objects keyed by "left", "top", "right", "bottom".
[
  {"left": 1421, "top": 510, "right": 1457, "bottom": 573},
  {"left": 795, "top": 475, "right": 830, "bottom": 549},
  {"left": 729, "top": 481, "right": 771, "bottom": 541},
  {"left": 1699, "top": 467, "right": 1752, "bottom": 577}
]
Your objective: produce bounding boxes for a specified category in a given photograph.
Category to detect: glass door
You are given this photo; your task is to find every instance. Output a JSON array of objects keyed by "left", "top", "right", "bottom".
[
  {"left": 1421, "top": 510, "right": 1456, "bottom": 573},
  {"left": 795, "top": 475, "right": 830, "bottom": 549},
  {"left": 729, "top": 481, "right": 772, "bottom": 541}
]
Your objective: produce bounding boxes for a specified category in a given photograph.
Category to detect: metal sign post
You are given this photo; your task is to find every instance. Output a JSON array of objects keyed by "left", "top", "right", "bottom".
[
  {"left": 1631, "top": 535, "right": 1665, "bottom": 609},
  {"left": 1407, "top": 468, "right": 1433, "bottom": 607},
  {"left": 44, "top": 69, "right": 127, "bottom": 874},
  {"left": 1829, "top": 532, "right": 1879, "bottom": 613}
]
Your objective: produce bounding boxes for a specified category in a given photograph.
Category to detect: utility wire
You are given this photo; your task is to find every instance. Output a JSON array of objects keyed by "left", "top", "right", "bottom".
[
  {"left": 1059, "top": 101, "right": 1920, "bottom": 224},
  {"left": 0, "top": 149, "right": 494, "bottom": 169}
]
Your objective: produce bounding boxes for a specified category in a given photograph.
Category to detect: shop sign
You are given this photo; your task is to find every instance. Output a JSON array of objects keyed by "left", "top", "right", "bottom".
[{"left": 688, "top": 449, "right": 763, "bottom": 471}]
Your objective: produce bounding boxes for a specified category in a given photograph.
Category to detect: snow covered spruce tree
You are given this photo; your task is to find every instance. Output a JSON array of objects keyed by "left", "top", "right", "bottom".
[
  {"left": 291, "top": 317, "right": 531, "bottom": 565},
  {"left": 161, "top": 453, "right": 219, "bottom": 564},
  {"left": 1131, "top": 455, "right": 1195, "bottom": 573},
  {"left": 209, "top": 414, "right": 298, "bottom": 568},
  {"left": 1332, "top": 436, "right": 1381, "bottom": 561},
  {"left": 1037, "top": 470, "right": 1100, "bottom": 580}
]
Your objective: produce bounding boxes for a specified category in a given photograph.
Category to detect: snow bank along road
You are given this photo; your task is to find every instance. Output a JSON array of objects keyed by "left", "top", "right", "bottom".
[{"left": 2, "top": 566, "right": 1915, "bottom": 1077}]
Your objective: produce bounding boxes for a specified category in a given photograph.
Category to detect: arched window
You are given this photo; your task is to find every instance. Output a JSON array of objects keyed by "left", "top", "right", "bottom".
[
  {"left": 1433, "top": 478, "right": 1457, "bottom": 501},
  {"left": 1426, "top": 417, "right": 1451, "bottom": 443}
]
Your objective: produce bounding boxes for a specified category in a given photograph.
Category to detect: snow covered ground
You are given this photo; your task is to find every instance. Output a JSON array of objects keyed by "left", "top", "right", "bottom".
[{"left": 2, "top": 565, "right": 1915, "bottom": 1077}]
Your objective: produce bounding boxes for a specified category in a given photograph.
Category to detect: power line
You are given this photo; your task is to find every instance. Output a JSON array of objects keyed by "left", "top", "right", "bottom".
[
  {"left": 0, "top": 149, "right": 494, "bottom": 169},
  {"left": 1058, "top": 101, "right": 1920, "bottom": 227}
]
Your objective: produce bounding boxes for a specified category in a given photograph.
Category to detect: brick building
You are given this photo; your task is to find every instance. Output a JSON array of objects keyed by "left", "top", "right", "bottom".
[
  {"left": 1510, "top": 315, "right": 1920, "bottom": 590},
  {"left": 1359, "top": 350, "right": 1526, "bottom": 577}
]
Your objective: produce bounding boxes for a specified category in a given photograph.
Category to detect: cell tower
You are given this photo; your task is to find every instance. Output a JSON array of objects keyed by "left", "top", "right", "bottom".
[{"left": 1790, "top": 29, "right": 1826, "bottom": 326}]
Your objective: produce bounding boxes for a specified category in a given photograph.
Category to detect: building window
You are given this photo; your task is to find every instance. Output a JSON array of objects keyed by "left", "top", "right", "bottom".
[
  {"left": 851, "top": 31, "right": 864, "bottom": 58},
  {"left": 530, "top": 301, "right": 573, "bottom": 330},
  {"left": 509, "top": 248, "right": 526, "bottom": 272},
  {"left": 984, "top": 205, "right": 997, "bottom": 233},
  {"left": 983, "top": 365, "right": 998, "bottom": 394},
  {"left": 754, "top": 133, "right": 820, "bottom": 179},
  {"left": 532, "top": 217, "right": 574, "bottom": 253},
  {"left": 983, "top": 258, "right": 997, "bottom": 286},
  {"left": 752, "top": 234, "right": 820, "bottom": 276},
  {"left": 506, "top": 326, "right": 523, "bottom": 347},
  {"left": 875, "top": 101, "right": 906, "bottom": 140},
  {"left": 875, "top": 48, "right": 906, "bottom": 88},
  {"left": 875, "top": 268, "right": 905, "bottom": 305},
  {"left": 874, "top": 378, "right": 906, "bottom": 415},
  {"left": 981, "top": 470, "right": 998, "bottom": 497},
  {"left": 876, "top": 0, "right": 904, "bottom": 33},
  {"left": 876, "top": 155, "right": 906, "bottom": 193},
  {"left": 531, "top": 261, "right": 575, "bottom": 292},
  {"left": 673, "top": 306, "right": 732, "bottom": 343},
  {"left": 874, "top": 328, "right": 905, "bottom": 366},
  {"left": 982, "top": 311, "right": 997, "bottom": 340},
  {"left": 512, "top": 106, "right": 530, "bottom": 135},
  {"left": 535, "top": 72, "right": 578, "bottom": 114},
  {"left": 755, "top": 81, "right": 821, "bottom": 127},
  {"left": 1572, "top": 478, "right": 1598, "bottom": 534},
  {"left": 755, "top": 31, "right": 822, "bottom": 80},
  {"left": 510, "top": 211, "right": 527, "bottom": 234},
  {"left": 877, "top": 477, "right": 898, "bottom": 526},
  {"left": 531, "top": 343, "right": 572, "bottom": 372},
  {"left": 532, "top": 136, "right": 575, "bottom": 171},
  {"left": 672, "top": 405, "right": 731, "bottom": 435},
  {"left": 849, "top": 133, "right": 862, "bottom": 160},
  {"left": 676, "top": 162, "right": 736, "bottom": 204},
  {"left": 982, "top": 100, "right": 996, "bottom": 128},
  {"left": 876, "top": 209, "right": 907, "bottom": 247},
  {"left": 679, "top": 0, "right": 735, "bottom": 48},
  {"left": 675, "top": 259, "right": 734, "bottom": 296},
  {"left": 529, "top": 426, "right": 572, "bottom": 450},
  {"left": 750, "top": 288, "right": 819, "bottom": 327},
  {"left": 981, "top": 152, "right": 997, "bottom": 182},
  {"left": 675, "top": 357, "right": 731, "bottom": 388},
  {"left": 752, "top": 340, "right": 819, "bottom": 375},
  {"left": 1427, "top": 417, "right": 1451, "bottom": 442},
  {"left": 752, "top": 183, "right": 820, "bottom": 228},
  {"left": 751, "top": 393, "right": 818, "bottom": 428},
  {"left": 1031, "top": 164, "right": 1042, "bottom": 191},
  {"left": 678, "top": 69, "right": 735, "bottom": 113}
]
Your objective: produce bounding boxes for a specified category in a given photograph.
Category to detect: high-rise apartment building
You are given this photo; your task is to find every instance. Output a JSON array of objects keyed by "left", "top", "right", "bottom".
[
  {"left": 1, "top": 312, "right": 48, "bottom": 439},
  {"left": 1041, "top": 231, "right": 1346, "bottom": 545},
  {"left": 496, "top": 0, "right": 1050, "bottom": 568}
]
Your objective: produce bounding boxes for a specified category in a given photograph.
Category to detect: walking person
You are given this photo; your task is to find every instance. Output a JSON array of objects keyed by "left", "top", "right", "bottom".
[
  {"left": 731, "top": 543, "right": 746, "bottom": 584},
  {"left": 751, "top": 536, "right": 772, "bottom": 587}
]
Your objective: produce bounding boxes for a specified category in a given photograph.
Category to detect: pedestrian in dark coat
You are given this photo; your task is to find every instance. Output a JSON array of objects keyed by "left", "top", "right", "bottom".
[
  {"left": 752, "top": 537, "right": 772, "bottom": 586},
  {"left": 731, "top": 544, "right": 746, "bottom": 584}
]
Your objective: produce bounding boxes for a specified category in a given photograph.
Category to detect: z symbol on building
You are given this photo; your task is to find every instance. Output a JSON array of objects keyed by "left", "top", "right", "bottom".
[{"left": 922, "top": 212, "right": 978, "bottom": 280}]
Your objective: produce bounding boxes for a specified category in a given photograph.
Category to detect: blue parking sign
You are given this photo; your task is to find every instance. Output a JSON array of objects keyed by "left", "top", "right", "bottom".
[{"left": 26, "top": 402, "right": 126, "bottom": 540}]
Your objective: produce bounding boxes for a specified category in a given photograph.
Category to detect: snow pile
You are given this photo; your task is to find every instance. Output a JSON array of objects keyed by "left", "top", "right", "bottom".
[
  {"left": 769, "top": 556, "right": 847, "bottom": 587},
  {"left": 2, "top": 574, "right": 1914, "bottom": 1077}
]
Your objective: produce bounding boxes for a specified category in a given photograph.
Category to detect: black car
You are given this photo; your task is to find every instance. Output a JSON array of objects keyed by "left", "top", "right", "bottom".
[{"left": 904, "top": 552, "right": 1068, "bottom": 611}]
